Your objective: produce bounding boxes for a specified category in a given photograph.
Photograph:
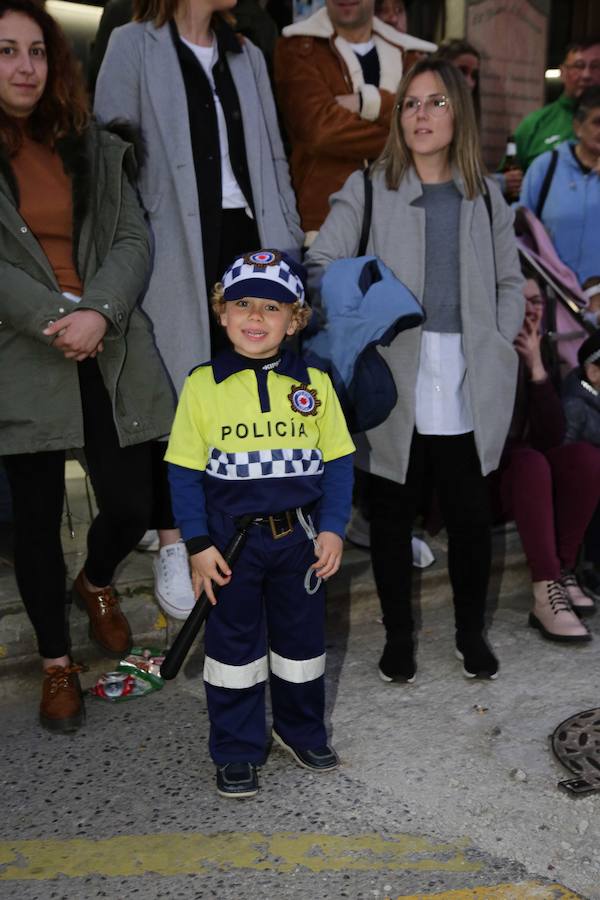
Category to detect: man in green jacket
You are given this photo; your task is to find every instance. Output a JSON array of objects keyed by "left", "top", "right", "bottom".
[{"left": 515, "top": 38, "right": 600, "bottom": 170}]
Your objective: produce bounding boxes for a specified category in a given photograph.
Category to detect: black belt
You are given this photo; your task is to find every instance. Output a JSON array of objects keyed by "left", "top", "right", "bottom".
[{"left": 237, "top": 504, "right": 315, "bottom": 541}]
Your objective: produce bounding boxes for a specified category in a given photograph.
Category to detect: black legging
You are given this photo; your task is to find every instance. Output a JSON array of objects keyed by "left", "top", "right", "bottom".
[
  {"left": 369, "top": 431, "right": 492, "bottom": 646},
  {"left": 3, "top": 360, "right": 154, "bottom": 659}
]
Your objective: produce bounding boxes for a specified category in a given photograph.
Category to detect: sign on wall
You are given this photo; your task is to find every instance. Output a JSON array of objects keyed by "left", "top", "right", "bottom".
[{"left": 467, "top": 0, "right": 550, "bottom": 168}]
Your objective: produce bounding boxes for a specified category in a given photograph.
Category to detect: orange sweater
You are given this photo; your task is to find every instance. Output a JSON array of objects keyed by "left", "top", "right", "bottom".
[{"left": 12, "top": 135, "right": 83, "bottom": 295}]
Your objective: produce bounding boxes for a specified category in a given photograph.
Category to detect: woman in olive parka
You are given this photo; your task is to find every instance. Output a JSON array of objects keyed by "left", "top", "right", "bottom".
[{"left": 0, "top": 0, "right": 173, "bottom": 732}]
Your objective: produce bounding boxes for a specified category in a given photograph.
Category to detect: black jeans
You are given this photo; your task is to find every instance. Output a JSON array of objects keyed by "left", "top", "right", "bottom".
[
  {"left": 369, "top": 432, "right": 492, "bottom": 647},
  {"left": 3, "top": 361, "right": 154, "bottom": 659}
]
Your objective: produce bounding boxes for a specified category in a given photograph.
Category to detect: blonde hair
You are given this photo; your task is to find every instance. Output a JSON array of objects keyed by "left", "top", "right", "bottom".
[
  {"left": 374, "top": 58, "right": 486, "bottom": 199},
  {"left": 210, "top": 283, "right": 311, "bottom": 331},
  {"left": 133, "top": 0, "right": 235, "bottom": 29}
]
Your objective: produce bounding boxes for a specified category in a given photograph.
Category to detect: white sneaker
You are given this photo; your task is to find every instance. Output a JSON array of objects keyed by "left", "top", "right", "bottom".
[
  {"left": 345, "top": 507, "right": 370, "bottom": 548},
  {"left": 137, "top": 529, "right": 160, "bottom": 552},
  {"left": 153, "top": 541, "right": 195, "bottom": 620},
  {"left": 411, "top": 535, "right": 435, "bottom": 568}
]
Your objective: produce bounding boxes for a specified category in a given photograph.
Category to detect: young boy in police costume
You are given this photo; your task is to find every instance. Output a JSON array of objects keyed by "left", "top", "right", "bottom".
[{"left": 165, "top": 250, "right": 355, "bottom": 798}]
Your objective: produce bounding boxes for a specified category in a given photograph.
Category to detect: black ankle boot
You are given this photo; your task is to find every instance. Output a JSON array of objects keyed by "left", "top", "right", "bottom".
[
  {"left": 379, "top": 638, "right": 416, "bottom": 683},
  {"left": 455, "top": 632, "right": 498, "bottom": 679}
]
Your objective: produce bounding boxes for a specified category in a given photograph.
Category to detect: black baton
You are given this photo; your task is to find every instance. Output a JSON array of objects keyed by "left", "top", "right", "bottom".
[{"left": 160, "top": 515, "right": 253, "bottom": 681}]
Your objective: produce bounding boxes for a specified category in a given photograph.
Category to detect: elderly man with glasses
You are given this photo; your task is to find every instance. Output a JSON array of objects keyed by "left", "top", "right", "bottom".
[{"left": 515, "top": 38, "right": 600, "bottom": 171}]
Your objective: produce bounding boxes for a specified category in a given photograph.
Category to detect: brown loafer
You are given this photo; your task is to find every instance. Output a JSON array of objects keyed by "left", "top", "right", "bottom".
[
  {"left": 73, "top": 570, "right": 132, "bottom": 657},
  {"left": 40, "top": 664, "right": 85, "bottom": 733}
]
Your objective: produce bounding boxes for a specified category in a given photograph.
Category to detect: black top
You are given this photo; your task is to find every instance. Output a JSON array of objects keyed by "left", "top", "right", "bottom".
[
  {"left": 355, "top": 46, "right": 380, "bottom": 87},
  {"left": 170, "top": 18, "right": 255, "bottom": 292}
]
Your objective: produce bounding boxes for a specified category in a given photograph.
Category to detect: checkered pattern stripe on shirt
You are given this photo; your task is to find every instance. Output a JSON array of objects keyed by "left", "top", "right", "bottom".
[{"left": 207, "top": 447, "right": 324, "bottom": 480}]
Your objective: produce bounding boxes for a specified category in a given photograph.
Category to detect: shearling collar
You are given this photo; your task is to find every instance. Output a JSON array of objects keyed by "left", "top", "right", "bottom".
[
  {"left": 282, "top": 7, "right": 435, "bottom": 120},
  {"left": 282, "top": 6, "right": 436, "bottom": 54}
]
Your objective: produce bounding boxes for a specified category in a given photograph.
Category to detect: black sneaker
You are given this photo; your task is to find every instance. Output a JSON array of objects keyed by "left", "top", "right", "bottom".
[
  {"left": 272, "top": 730, "right": 339, "bottom": 771},
  {"left": 378, "top": 639, "right": 416, "bottom": 683},
  {"left": 456, "top": 633, "right": 498, "bottom": 679},
  {"left": 216, "top": 762, "right": 258, "bottom": 799}
]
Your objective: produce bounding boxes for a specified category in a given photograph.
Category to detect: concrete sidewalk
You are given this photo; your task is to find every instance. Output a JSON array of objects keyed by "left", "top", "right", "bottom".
[{"left": 0, "top": 469, "right": 599, "bottom": 899}]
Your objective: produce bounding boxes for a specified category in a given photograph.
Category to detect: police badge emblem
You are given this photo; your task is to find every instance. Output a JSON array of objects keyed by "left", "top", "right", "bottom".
[
  {"left": 288, "top": 384, "right": 321, "bottom": 416},
  {"left": 243, "top": 250, "right": 282, "bottom": 268}
]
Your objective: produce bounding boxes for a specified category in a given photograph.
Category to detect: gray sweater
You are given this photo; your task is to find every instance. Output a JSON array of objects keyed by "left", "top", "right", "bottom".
[{"left": 414, "top": 180, "right": 461, "bottom": 333}]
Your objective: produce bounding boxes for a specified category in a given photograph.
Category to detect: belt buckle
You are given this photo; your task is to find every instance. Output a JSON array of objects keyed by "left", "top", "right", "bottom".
[{"left": 269, "top": 511, "right": 293, "bottom": 540}]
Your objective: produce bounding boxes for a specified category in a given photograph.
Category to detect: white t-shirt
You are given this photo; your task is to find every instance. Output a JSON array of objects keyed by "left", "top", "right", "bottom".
[
  {"left": 351, "top": 39, "right": 375, "bottom": 56},
  {"left": 181, "top": 36, "right": 248, "bottom": 210},
  {"left": 414, "top": 332, "right": 474, "bottom": 435}
]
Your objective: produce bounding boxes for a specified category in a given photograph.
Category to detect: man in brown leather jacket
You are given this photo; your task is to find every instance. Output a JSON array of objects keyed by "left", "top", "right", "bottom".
[{"left": 274, "top": 0, "right": 435, "bottom": 241}]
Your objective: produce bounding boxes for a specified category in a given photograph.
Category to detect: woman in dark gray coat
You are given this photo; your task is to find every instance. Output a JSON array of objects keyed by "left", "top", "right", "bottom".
[
  {"left": 0, "top": 0, "right": 173, "bottom": 732},
  {"left": 94, "top": 0, "right": 303, "bottom": 621},
  {"left": 307, "top": 59, "right": 524, "bottom": 683}
]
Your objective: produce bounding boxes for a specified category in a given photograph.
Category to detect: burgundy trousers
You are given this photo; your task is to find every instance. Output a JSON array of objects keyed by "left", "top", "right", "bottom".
[{"left": 499, "top": 442, "right": 600, "bottom": 581}]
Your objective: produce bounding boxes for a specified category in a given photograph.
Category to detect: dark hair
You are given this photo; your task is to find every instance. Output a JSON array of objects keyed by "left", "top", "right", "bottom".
[
  {"left": 574, "top": 86, "right": 600, "bottom": 122},
  {"left": 374, "top": 0, "right": 407, "bottom": 12},
  {"left": 435, "top": 38, "right": 481, "bottom": 123},
  {"left": 435, "top": 38, "right": 481, "bottom": 63},
  {"left": 133, "top": 0, "right": 235, "bottom": 29},
  {"left": 563, "top": 37, "right": 600, "bottom": 61},
  {"left": 0, "top": 0, "right": 89, "bottom": 154}
]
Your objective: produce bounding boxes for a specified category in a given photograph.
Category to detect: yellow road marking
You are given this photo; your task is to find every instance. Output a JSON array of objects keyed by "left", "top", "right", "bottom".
[
  {"left": 394, "top": 883, "right": 581, "bottom": 899},
  {"left": 0, "top": 831, "right": 480, "bottom": 879}
]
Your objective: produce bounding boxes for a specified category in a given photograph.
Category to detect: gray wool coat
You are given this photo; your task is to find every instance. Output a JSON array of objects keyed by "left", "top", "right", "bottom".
[
  {"left": 94, "top": 21, "right": 303, "bottom": 397},
  {"left": 305, "top": 167, "right": 525, "bottom": 483}
]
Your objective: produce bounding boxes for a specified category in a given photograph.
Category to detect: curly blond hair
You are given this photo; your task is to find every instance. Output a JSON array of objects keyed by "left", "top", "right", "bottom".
[{"left": 211, "top": 283, "right": 311, "bottom": 331}]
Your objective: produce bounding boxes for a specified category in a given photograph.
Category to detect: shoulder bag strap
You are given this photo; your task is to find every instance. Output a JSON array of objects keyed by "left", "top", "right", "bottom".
[
  {"left": 482, "top": 179, "right": 497, "bottom": 294},
  {"left": 535, "top": 149, "right": 558, "bottom": 220},
  {"left": 358, "top": 167, "right": 372, "bottom": 257}
]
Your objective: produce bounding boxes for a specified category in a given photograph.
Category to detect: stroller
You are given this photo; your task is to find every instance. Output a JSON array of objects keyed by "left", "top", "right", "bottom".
[{"left": 515, "top": 206, "right": 595, "bottom": 378}]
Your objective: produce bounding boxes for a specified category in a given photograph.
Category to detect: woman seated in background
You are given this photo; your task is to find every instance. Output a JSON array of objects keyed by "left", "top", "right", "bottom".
[
  {"left": 520, "top": 86, "right": 600, "bottom": 286},
  {"left": 0, "top": 0, "right": 173, "bottom": 733},
  {"left": 491, "top": 278, "right": 600, "bottom": 643}
]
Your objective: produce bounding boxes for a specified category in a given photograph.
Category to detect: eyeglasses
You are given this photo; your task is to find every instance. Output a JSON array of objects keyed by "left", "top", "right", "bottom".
[
  {"left": 565, "top": 61, "right": 600, "bottom": 73},
  {"left": 398, "top": 94, "right": 450, "bottom": 117}
]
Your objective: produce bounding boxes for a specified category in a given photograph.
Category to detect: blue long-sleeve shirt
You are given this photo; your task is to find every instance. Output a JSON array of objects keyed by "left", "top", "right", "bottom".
[
  {"left": 165, "top": 348, "right": 355, "bottom": 553},
  {"left": 520, "top": 141, "right": 600, "bottom": 285}
]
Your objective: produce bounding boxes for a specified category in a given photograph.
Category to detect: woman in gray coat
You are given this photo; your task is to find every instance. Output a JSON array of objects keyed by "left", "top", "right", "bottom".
[
  {"left": 94, "top": 0, "right": 303, "bottom": 620},
  {"left": 307, "top": 59, "right": 524, "bottom": 683},
  {"left": 0, "top": 0, "right": 173, "bottom": 732}
]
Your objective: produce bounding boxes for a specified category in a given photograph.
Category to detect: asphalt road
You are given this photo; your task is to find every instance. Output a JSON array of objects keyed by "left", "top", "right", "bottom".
[{"left": 0, "top": 562, "right": 595, "bottom": 900}]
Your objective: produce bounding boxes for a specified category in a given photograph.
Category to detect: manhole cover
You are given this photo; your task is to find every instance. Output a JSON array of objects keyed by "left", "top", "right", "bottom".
[{"left": 552, "top": 708, "right": 600, "bottom": 795}]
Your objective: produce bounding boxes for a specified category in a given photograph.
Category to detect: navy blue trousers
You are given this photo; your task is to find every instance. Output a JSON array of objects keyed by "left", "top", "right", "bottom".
[{"left": 203, "top": 514, "right": 327, "bottom": 765}]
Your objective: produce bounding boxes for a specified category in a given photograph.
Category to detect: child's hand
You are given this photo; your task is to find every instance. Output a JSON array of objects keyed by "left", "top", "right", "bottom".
[
  {"left": 311, "top": 531, "right": 343, "bottom": 580},
  {"left": 189, "top": 546, "right": 232, "bottom": 605}
]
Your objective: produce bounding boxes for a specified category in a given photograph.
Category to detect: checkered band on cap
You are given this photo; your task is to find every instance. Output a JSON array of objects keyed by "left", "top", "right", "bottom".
[
  {"left": 579, "top": 330, "right": 600, "bottom": 369},
  {"left": 206, "top": 447, "right": 323, "bottom": 480},
  {"left": 584, "top": 348, "right": 600, "bottom": 367},
  {"left": 221, "top": 250, "right": 306, "bottom": 306}
]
